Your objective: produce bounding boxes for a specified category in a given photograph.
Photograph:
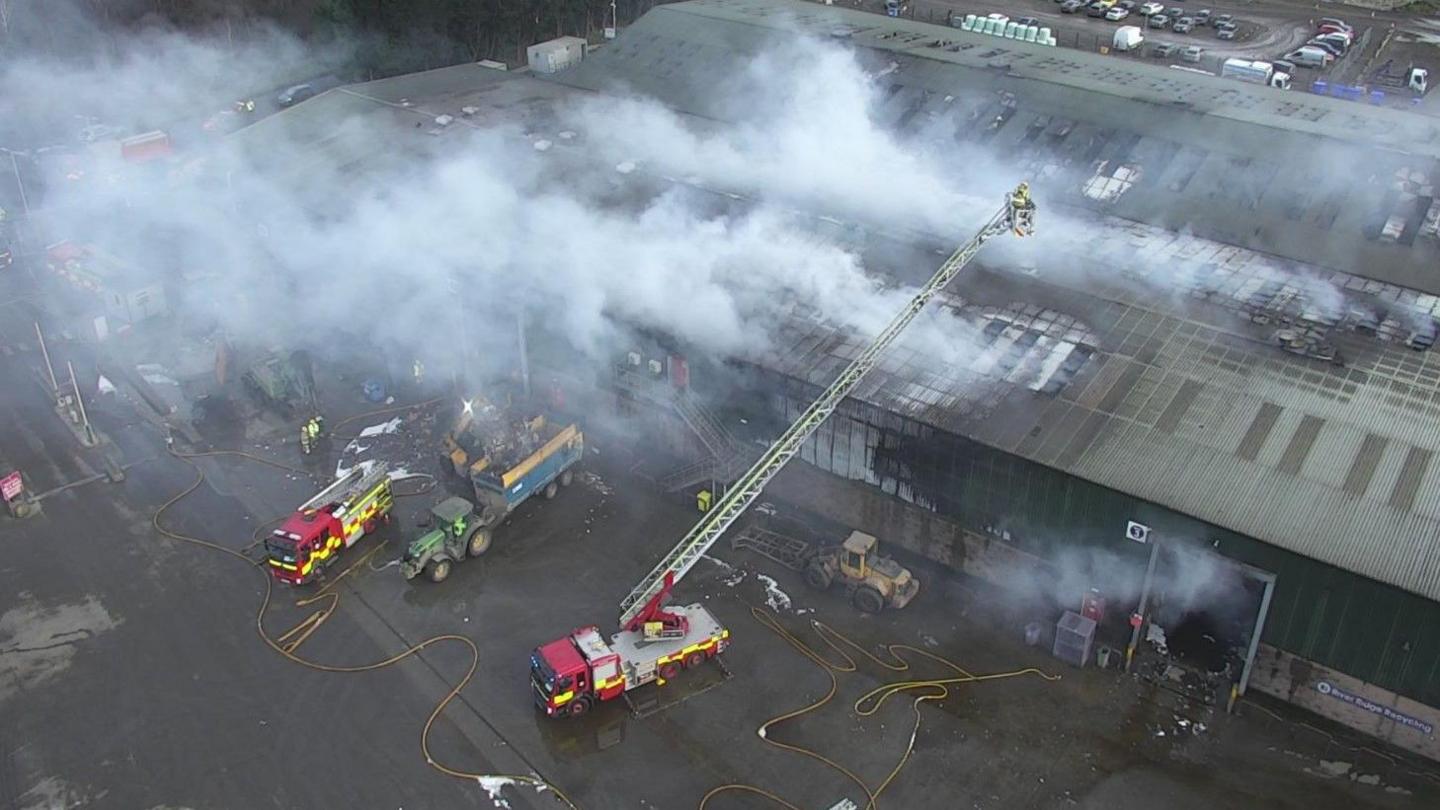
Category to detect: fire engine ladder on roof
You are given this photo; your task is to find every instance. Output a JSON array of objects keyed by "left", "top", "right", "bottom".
[
  {"left": 617, "top": 185, "right": 1035, "bottom": 629},
  {"left": 299, "top": 462, "right": 389, "bottom": 512}
]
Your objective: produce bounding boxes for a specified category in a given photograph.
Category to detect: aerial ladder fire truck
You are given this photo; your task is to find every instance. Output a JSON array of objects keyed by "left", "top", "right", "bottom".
[
  {"left": 530, "top": 186, "right": 1035, "bottom": 718},
  {"left": 265, "top": 462, "right": 395, "bottom": 585}
]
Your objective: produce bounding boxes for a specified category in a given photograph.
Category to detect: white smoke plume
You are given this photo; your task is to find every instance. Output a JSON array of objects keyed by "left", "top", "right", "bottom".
[{"left": 2, "top": 18, "right": 1012, "bottom": 385}]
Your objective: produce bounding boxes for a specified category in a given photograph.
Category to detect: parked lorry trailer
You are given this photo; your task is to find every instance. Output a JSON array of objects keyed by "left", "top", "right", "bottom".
[
  {"left": 1370, "top": 60, "right": 1429, "bottom": 95},
  {"left": 265, "top": 462, "right": 394, "bottom": 585},
  {"left": 1220, "top": 58, "right": 1291, "bottom": 89}
]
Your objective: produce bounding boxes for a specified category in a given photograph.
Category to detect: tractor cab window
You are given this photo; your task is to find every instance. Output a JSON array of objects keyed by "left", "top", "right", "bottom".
[
  {"left": 557, "top": 675, "right": 574, "bottom": 692},
  {"left": 846, "top": 550, "right": 864, "bottom": 570}
]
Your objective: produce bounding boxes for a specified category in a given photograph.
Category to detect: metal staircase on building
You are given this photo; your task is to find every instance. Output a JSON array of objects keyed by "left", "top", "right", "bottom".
[{"left": 613, "top": 365, "right": 749, "bottom": 492}]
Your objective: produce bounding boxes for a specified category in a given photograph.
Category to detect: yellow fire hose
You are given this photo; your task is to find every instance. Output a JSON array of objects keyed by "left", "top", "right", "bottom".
[
  {"left": 150, "top": 432, "right": 577, "bottom": 807},
  {"left": 699, "top": 606, "right": 1061, "bottom": 810}
]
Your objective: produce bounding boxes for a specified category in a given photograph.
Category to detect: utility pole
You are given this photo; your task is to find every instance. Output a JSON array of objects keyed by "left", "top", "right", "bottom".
[
  {"left": 517, "top": 309, "right": 531, "bottom": 399},
  {"left": 35, "top": 321, "right": 58, "bottom": 392},
  {"left": 4, "top": 148, "right": 31, "bottom": 218},
  {"left": 67, "top": 360, "right": 97, "bottom": 446}
]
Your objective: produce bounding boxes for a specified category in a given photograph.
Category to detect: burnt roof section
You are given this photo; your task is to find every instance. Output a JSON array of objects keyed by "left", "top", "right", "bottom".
[{"left": 555, "top": 0, "right": 1440, "bottom": 295}]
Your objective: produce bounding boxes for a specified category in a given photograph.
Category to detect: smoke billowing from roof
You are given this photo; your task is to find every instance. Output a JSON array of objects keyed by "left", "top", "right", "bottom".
[{"left": 4, "top": 16, "right": 1011, "bottom": 382}]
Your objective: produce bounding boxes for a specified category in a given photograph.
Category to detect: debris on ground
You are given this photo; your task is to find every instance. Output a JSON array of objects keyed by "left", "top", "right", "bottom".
[
  {"left": 1146, "top": 623, "right": 1168, "bottom": 655},
  {"left": 757, "top": 573, "right": 791, "bottom": 612},
  {"left": 580, "top": 471, "right": 613, "bottom": 496},
  {"left": 358, "top": 417, "right": 403, "bottom": 438}
]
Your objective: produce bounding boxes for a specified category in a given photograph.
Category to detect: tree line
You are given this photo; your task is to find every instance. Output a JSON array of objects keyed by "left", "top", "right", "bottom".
[{"left": 1, "top": 0, "right": 673, "bottom": 78}]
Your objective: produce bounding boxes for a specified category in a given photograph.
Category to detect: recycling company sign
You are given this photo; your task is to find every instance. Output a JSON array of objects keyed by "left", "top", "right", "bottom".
[{"left": 1316, "top": 681, "right": 1434, "bottom": 736}]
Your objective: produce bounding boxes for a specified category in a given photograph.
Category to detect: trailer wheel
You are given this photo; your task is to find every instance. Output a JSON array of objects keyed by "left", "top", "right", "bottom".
[
  {"left": 684, "top": 651, "right": 706, "bottom": 670},
  {"left": 568, "top": 696, "right": 592, "bottom": 717},
  {"left": 853, "top": 586, "right": 884, "bottom": 615},
  {"left": 560, "top": 470, "right": 574, "bottom": 487},
  {"left": 466, "top": 527, "right": 492, "bottom": 558},
  {"left": 658, "top": 661, "right": 681, "bottom": 681},
  {"left": 425, "top": 558, "right": 452, "bottom": 584},
  {"left": 543, "top": 481, "right": 559, "bottom": 500}
]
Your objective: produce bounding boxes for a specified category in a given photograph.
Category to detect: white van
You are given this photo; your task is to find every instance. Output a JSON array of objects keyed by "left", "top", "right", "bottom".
[{"left": 1287, "top": 46, "right": 1333, "bottom": 68}]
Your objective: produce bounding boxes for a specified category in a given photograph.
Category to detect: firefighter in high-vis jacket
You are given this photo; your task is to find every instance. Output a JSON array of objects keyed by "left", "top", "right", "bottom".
[
  {"left": 1009, "top": 182, "right": 1036, "bottom": 236},
  {"left": 300, "top": 414, "right": 325, "bottom": 455}
]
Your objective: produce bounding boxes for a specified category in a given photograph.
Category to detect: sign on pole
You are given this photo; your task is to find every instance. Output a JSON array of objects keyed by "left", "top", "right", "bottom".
[
  {"left": 1126, "top": 520, "right": 1150, "bottom": 544},
  {"left": 1, "top": 470, "right": 24, "bottom": 502}
]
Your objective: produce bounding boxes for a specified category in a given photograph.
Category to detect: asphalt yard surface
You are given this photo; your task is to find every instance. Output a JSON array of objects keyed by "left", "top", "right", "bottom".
[{"left": 4, "top": 342, "right": 1438, "bottom": 809}]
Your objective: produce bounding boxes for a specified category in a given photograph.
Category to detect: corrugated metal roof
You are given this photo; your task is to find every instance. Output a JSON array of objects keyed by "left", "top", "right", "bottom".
[
  {"left": 219, "top": 3, "right": 1440, "bottom": 600},
  {"left": 555, "top": 0, "right": 1440, "bottom": 295}
]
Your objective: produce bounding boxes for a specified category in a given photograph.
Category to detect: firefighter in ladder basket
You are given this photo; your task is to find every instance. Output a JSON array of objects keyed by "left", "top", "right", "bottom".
[{"left": 1009, "top": 182, "right": 1036, "bottom": 236}]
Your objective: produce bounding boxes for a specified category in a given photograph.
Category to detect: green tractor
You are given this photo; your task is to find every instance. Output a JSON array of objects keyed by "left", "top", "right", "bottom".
[{"left": 400, "top": 497, "right": 492, "bottom": 584}]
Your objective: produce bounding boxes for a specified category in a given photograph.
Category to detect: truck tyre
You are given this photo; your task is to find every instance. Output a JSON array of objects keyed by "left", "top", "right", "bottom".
[
  {"left": 805, "top": 563, "right": 833, "bottom": 591},
  {"left": 544, "top": 481, "right": 559, "bottom": 500},
  {"left": 853, "top": 586, "right": 884, "bottom": 615},
  {"left": 560, "top": 470, "right": 574, "bottom": 487},
  {"left": 426, "top": 558, "right": 452, "bottom": 584},
  {"left": 658, "top": 661, "right": 681, "bottom": 681},
  {"left": 466, "top": 527, "right": 492, "bottom": 558},
  {"left": 568, "top": 696, "right": 592, "bottom": 717},
  {"left": 684, "top": 651, "right": 706, "bottom": 670}
]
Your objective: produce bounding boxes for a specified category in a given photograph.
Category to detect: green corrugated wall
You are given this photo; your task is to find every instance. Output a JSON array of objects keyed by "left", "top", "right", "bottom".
[{"left": 751, "top": 376, "right": 1440, "bottom": 708}]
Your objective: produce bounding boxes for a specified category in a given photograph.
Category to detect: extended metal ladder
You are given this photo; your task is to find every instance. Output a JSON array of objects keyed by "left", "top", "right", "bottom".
[{"left": 617, "top": 187, "right": 1034, "bottom": 629}]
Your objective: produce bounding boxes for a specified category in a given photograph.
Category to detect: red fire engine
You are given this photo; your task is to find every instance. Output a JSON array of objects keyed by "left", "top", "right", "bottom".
[
  {"left": 265, "top": 463, "right": 394, "bottom": 585},
  {"left": 532, "top": 573, "right": 728, "bottom": 717}
]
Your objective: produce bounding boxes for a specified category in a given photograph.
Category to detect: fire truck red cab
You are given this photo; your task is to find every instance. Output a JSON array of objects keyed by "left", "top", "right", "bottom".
[
  {"left": 531, "top": 626, "right": 628, "bottom": 718},
  {"left": 266, "top": 464, "right": 393, "bottom": 585}
]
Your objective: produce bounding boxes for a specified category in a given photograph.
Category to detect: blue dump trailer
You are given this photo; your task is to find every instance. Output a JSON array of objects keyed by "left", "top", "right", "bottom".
[{"left": 471, "top": 419, "right": 585, "bottom": 513}]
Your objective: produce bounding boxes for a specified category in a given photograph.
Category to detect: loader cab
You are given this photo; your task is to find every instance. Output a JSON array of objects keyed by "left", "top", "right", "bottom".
[{"left": 840, "top": 531, "right": 879, "bottom": 578}]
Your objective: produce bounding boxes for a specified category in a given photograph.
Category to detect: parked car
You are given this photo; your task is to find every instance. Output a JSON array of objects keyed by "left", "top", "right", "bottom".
[
  {"left": 1061, "top": 0, "right": 1085, "bottom": 13},
  {"left": 1016, "top": 16, "right": 1040, "bottom": 26},
  {"left": 1172, "top": 16, "right": 1194, "bottom": 33},
  {"left": 1139, "top": 2, "right": 1164, "bottom": 15},
  {"left": 1306, "top": 39, "right": 1344, "bottom": 57},
  {"left": 1215, "top": 24, "right": 1236, "bottom": 40},
  {"left": 276, "top": 83, "right": 316, "bottom": 107},
  {"left": 1315, "top": 32, "right": 1352, "bottom": 51},
  {"left": 1318, "top": 17, "right": 1352, "bottom": 32},
  {"left": 1193, "top": 9, "right": 1211, "bottom": 25},
  {"left": 1318, "top": 23, "right": 1352, "bottom": 37},
  {"left": 1152, "top": 41, "right": 1178, "bottom": 58},
  {"left": 1118, "top": 0, "right": 1139, "bottom": 10},
  {"left": 1088, "top": 3, "right": 1109, "bottom": 17},
  {"left": 1212, "top": 13, "right": 1234, "bottom": 27},
  {"left": 1106, "top": 7, "right": 1130, "bottom": 20},
  {"left": 1181, "top": 44, "right": 1204, "bottom": 62},
  {"left": 1148, "top": 13, "right": 1170, "bottom": 28}
]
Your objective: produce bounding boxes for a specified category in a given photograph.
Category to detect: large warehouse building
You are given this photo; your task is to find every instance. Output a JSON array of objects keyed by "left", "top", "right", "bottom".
[{"left": 231, "top": 0, "right": 1440, "bottom": 760}]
